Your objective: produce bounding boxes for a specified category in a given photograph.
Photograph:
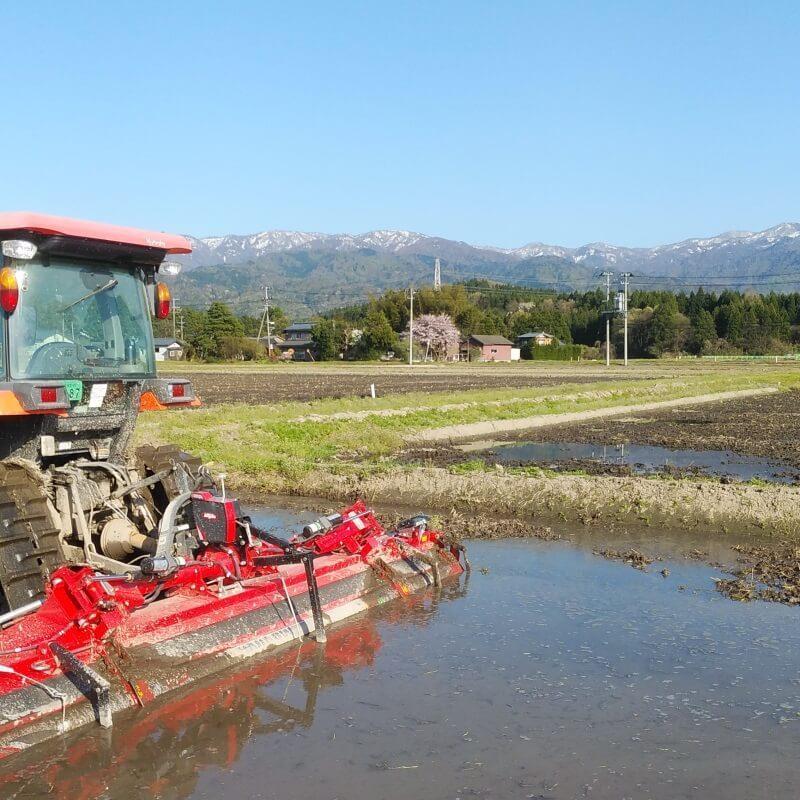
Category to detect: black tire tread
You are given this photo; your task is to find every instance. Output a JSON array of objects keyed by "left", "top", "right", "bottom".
[{"left": 0, "top": 463, "right": 65, "bottom": 610}]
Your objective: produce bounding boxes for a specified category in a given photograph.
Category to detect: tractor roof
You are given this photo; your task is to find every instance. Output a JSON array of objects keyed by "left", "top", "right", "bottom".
[{"left": 0, "top": 211, "right": 192, "bottom": 255}]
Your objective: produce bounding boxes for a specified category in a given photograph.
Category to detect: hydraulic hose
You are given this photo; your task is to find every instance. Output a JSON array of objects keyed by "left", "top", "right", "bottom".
[{"left": 154, "top": 491, "right": 193, "bottom": 558}]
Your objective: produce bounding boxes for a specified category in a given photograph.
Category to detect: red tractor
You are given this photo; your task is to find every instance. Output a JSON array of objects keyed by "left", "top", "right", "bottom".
[
  {"left": 0, "top": 212, "right": 201, "bottom": 611},
  {"left": 0, "top": 214, "right": 467, "bottom": 755}
]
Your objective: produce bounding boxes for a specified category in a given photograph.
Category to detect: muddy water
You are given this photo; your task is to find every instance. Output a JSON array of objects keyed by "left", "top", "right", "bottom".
[
  {"left": 459, "top": 440, "right": 800, "bottom": 483},
  {"left": 1, "top": 508, "right": 799, "bottom": 799}
]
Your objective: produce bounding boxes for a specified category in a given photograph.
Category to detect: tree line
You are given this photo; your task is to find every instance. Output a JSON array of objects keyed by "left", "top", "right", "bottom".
[
  {"left": 153, "top": 282, "right": 800, "bottom": 360},
  {"left": 152, "top": 302, "right": 289, "bottom": 360}
]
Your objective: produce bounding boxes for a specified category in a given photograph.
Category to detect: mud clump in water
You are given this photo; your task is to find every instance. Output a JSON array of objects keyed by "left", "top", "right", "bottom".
[
  {"left": 593, "top": 547, "right": 658, "bottom": 570},
  {"left": 715, "top": 577, "right": 758, "bottom": 601},
  {"left": 716, "top": 542, "right": 800, "bottom": 604}
]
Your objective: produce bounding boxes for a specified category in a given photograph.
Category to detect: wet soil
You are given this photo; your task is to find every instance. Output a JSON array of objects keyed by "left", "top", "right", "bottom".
[
  {"left": 387, "top": 503, "right": 800, "bottom": 608},
  {"left": 397, "top": 390, "right": 800, "bottom": 488},
  {"left": 400, "top": 444, "right": 800, "bottom": 483},
  {"left": 487, "top": 388, "right": 800, "bottom": 469},
  {"left": 257, "top": 496, "right": 798, "bottom": 606},
  {"left": 505, "top": 441, "right": 800, "bottom": 481},
  {"left": 4, "top": 512, "right": 800, "bottom": 800},
  {"left": 272, "top": 495, "right": 800, "bottom": 613},
  {"left": 715, "top": 541, "right": 800, "bottom": 604},
  {"left": 179, "top": 370, "right": 635, "bottom": 404}
]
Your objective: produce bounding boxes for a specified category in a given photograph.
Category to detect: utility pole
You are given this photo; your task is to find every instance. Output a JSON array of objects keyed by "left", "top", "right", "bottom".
[
  {"left": 600, "top": 271, "right": 614, "bottom": 366},
  {"left": 620, "top": 273, "right": 633, "bottom": 366},
  {"left": 434, "top": 258, "right": 441, "bottom": 291},
  {"left": 178, "top": 311, "right": 185, "bottom": 341},
  {"left": 257, "top": 286, "right": 273, "bottom": 355},
  {"left": 172, "top": 301, "right": 178, "bottom": 338},
  {"left": 408, "top": 286, "right": 415, "bottom": 366}
]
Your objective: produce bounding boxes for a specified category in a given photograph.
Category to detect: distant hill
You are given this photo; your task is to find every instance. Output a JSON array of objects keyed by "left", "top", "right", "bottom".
[{"left": 170, "top": 223, "right": 800, "bottom": 316}]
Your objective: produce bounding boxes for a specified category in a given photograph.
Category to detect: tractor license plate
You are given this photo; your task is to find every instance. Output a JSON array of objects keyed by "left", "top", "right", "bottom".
[{"left": 64, "top": 380, "right": 83, "bottom": 403}]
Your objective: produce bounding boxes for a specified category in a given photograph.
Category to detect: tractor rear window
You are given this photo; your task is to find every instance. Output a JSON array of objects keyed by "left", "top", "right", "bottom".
[{"left": 9, "top": 260, "right": 155, "bottom": 380}]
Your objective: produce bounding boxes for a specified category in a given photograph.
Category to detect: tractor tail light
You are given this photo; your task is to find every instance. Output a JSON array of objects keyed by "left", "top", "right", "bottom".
[
  {"left": 0, "top": 268, "right": 19, "bottom": 313},
  {"left": 170, "top": 383, "right": 185, "bottom": 398},
  {"left": 40, "top": 387, "right": 58, "bottom": 404},
  {"left": 154, "top": 282, "right": 171, "bottom": 319}
]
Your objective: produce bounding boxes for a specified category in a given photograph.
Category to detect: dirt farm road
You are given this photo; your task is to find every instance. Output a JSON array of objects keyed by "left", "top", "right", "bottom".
[{"left": 406, "top": 386, "right": 779, "bottom": 442}]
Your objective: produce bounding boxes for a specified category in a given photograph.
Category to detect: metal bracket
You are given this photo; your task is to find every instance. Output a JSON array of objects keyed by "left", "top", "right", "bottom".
[
  {"left": 302, "top": 554, "right": 327, "bottom": 643},
  {"left": 50, "top": 642, "right": 113, "bottom": 728},
  {"left": 254, "top": 550, "right": 327, "bottom": 643}
]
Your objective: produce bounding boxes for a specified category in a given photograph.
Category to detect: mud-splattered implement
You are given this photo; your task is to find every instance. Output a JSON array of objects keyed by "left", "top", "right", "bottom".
[{"left": 0, "top": 499, "right": 466, "bottom": 758}]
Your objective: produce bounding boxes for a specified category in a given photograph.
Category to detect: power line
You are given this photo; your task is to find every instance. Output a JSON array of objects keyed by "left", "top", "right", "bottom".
[
  {"left": 631, "top": 278, "right": 800, "bottom": 288},
  {"left": 172, "top": 271, "right": 800, "bottom": 316},
  {"left": 629, "top": 267, "right": 800, "bottom": 281}
]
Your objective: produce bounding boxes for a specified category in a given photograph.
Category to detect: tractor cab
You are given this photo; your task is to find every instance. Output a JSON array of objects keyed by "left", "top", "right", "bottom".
[
  {"left": 6, "top": 256, "right": 155, "bottom": 381},
  {"left": 0, "top": 212, "right": 197, "bottom": 461}
]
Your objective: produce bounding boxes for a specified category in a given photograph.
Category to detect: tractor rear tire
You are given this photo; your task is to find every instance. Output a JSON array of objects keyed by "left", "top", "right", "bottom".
[
  {"left": 0, "top": 463, "right": 65, "bottom": 612},
  {"left": 135, "top": 444, "right": 204, "bottom": 513}
]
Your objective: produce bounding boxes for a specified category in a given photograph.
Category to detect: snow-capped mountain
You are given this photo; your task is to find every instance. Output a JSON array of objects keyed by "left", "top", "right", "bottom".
[
  {"left": 182, "top": 222, "right": 800, "bottom": 278},
  {"left": 183, "top": 229, "right": 432, "bottom": 266},
  {"left": 498, "top": 224, "right": 800, "bottom": 272},
  {"left": 170, "top": 221, "right": 800, "bottom": 316}
]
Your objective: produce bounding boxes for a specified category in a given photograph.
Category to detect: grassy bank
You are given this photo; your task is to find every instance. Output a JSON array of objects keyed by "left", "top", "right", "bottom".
[{"left": 137, "top": 368, "right": 800, "bottom": 488}]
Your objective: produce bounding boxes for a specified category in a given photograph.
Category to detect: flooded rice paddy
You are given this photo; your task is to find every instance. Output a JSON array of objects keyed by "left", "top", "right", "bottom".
[
  {"left": 1, "top": 505, "right": 799, "bottom": 799},
  {"left": 456, "top": 440, "right": 800, "bottom": 484}
]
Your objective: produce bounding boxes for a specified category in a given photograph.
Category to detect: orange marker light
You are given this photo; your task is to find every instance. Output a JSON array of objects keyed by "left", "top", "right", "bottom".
[
  {"left": 154, "top": 282, "right": 171, "bottom": 319},
  {"left": 0, "top": 268, "right": 19, "bottom": 313}
]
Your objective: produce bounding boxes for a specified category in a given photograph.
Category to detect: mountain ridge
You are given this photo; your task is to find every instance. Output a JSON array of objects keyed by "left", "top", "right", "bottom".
[
  {"left": 171, "top": 222, "right": 800, "bottom": 317},
  {"left": 181, "top": 222, "right": 800, "bottom": 273}
]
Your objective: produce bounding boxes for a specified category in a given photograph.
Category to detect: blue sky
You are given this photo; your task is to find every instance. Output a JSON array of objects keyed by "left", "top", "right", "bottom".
[{"left": 4, "top": 1, "right": 799, "bottom": 247}]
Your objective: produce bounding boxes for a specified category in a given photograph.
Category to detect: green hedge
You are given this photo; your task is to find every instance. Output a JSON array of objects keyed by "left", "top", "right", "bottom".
[{"left": 522, "top": 343, "right": 583, "bottom": 360}]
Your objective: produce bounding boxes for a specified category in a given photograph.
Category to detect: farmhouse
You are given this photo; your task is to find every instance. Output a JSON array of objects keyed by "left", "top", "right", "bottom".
[
  {"left": 464, "top": 334, "right": 515, "bottom": 362},
  {"left": 276, "top": 322, "right": 316, "bottom": 361},
  {"left": 516, "top": 331, "right": 558, "bottom": 347},
  {"left": 153, "top": 337, "right": 184, "bottom": 361},
  {"left": 249, "top": 335, "right": 285, "bottom": 352}
]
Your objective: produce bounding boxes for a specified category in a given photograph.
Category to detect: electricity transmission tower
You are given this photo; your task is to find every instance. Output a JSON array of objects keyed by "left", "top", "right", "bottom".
[{"left": 434, "top": 258, "right": 441, "bottom": 290}]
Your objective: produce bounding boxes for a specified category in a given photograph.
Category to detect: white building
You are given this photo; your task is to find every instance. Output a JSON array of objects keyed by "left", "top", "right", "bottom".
[{"left": 154, "top": 338, "right": 184, "bottom": 361}]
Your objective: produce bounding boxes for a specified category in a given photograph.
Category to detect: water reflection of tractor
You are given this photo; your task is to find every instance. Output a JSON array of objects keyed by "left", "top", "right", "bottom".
[
  {"left": 0, "top": 579, "right": 471, "bottom": 799},
  {"left": 0, "top": 212, "right": 467, "bottom": 756},
  {"left": 0, "top": 622, "right": 383, "bottom": 800}
]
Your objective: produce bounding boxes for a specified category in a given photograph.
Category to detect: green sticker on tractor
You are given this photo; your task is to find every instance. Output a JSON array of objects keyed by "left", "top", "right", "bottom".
[{"left": 64, "top": 380, "right": 83, "bottom": 403}]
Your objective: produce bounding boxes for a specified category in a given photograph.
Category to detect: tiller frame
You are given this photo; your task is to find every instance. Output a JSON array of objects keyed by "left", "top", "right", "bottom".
[{"left": 0, "top": 499, "right": 467, "bottom": 758}]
